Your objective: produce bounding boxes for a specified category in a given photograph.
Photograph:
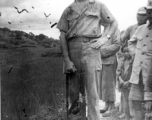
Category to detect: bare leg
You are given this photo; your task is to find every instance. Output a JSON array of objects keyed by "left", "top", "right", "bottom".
[
  {"left": 123, "top": 90, "right": 132, "bottom": 120},
  {"left": 130, "top": 100, "right": 144, "bottom": 120}
]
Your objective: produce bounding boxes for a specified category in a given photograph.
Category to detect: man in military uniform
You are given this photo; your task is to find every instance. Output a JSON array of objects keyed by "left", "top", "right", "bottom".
[
  {"left": 127, "top": 0, "right": 152, "bottom": 119},
  {"left": 57, "top": 0, "right": 118, "bottom": 120},
  {"left": 118, "top": 7, "right": 147, "bottom": 120},
  {"left": 121, "top": 7, "right": 148, "bottom": 45}
]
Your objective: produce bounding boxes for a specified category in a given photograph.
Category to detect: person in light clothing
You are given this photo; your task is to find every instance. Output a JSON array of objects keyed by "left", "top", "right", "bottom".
[
  {"left": 57, "top": 0, "right": 118, "bottom": 119},
  {"left": 126, "top": 1, "right": 152, "bottom": 119},
  {"left": 117, "top": 7, "right": 147, "bottom": 120}
]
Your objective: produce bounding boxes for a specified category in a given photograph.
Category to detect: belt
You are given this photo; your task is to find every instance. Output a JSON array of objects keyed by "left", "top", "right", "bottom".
[{"left": 69, "top": 36, "right": 100, "bottom": 43}]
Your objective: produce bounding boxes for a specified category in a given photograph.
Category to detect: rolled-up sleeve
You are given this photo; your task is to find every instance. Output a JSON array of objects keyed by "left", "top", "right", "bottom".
[
  {"left": 57, "top": 8, "right": 69, "bottom": 33},
  {"left": 128, "top": 31, "right": 138, "bottom": 54},
  {"left": 121, "top": 26, "right": 131, "bottom": 43},
  {"left": 100, "top": 3, "right": 114, "bottom": 24},
  {"left": 128, "top": 26, "right": 142, "bottom": 43}
]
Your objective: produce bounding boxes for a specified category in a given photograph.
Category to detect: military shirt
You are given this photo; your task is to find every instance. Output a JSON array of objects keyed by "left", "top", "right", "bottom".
[
  {"left": 129, "top": 22, "right": 152, "bottom": 85},
  {"left": 57, "top": 0, "right": 115, "bottom": 40},
  {"left": 121, "top": 24, "right": 138, "bottom": 43}
]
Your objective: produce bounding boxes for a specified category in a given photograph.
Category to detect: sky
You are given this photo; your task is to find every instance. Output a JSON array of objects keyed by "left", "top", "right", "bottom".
[{"left": 0, "top": 0, "right": 148, "bottom": 39}]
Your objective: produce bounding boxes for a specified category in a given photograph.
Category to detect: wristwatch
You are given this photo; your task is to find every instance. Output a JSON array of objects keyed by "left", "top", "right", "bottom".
[{"left": 106, "top": 35, "right": 111, "bottom": 39}]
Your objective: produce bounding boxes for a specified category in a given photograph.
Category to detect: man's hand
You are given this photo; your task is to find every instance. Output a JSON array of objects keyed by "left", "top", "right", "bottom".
[
  {"left": 122, "top": 81, "right": 130, "bottom": 89},
  {"left": 64, "top": 59, "right": 77, "bottom": 74},
  {"left": 145, "top": 101, "right": 152, "bottom": 112},
  {"left": 91, "top": 36, "right": 109, "bottom": 49},
  {"left": 123, "top": 53, "right": 131, "bottom": 59}
]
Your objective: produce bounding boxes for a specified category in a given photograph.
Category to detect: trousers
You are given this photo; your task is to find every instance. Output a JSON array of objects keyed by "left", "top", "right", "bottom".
[
  {"left": 129, "top": 70, "right": 145, "bottom": 120},
  {"left": 67, "top": 37, "right": 102, "bottom": 120},
  {"left": 100, "top": 63, "right": 117, "bottom": 102}
]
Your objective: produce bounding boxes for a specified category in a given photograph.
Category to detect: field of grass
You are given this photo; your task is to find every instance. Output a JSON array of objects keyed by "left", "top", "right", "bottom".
[
  {"left": 1, "top": 45, "right": 127, "bottom": 120},
  {"left": 1, "top": 46, "right": 66, "bottom": 120}
]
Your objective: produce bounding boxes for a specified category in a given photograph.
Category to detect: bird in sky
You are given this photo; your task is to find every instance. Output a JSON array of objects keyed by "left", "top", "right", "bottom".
[
  {"left": 14, "top": 6, "right": 29, "bottom": 14},
  {"left": 32, "top": 6, "right": 34, "bottom": 9},
  {"left": 8, "top": 22, "right": 11, "bottom": 24},
  {"left": 0, "top": 12, "right": 1, "bottom": 17},
  {"left": 20, "top": 21, "right": 23, "bottom": 23},
  {"left": 50, "top": 22, "right": 51, "bottom": 24},
  {"left": 51, "top": 23, "right": 57, "bottom": 28},
  {"left": 44, "top": 13, "right": 51, "bottom": 18}
]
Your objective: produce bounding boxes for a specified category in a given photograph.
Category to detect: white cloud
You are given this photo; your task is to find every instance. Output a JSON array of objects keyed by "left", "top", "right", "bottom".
[{"left": 0, "top": 0, "right": 26, "bottom": 7}]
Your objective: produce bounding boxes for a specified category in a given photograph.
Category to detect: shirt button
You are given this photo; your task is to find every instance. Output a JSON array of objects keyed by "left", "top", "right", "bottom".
[
  {"left": 146, "top": 35, "right": 149, "bottom": 37},
  {"left": 107, "top": 16, "right": 110, "bottom": 19},
  {"left": 142, "top": 52, "right": 145, "bottom": 55},
  {"left": 143, "top": 44, "right": 146, "bottom": 46}
]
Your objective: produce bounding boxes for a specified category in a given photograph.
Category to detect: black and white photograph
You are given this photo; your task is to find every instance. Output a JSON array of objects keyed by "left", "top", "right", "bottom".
[{"left": 0, "top": 0, "right": 152, "bottom": 120}]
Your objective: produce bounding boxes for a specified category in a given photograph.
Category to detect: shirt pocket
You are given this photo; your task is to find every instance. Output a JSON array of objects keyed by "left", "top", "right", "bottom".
[
  {"left": 136, "top": 37, "right": 143, "bottom": 50},
  {"left": 66, "top": 12, "right": 79, "bottom": 27},
  {"left": 84, "top": 11, "right": 100, "bottom": 34},
  {"left": 67, "top": 13, "right": 79, "bottom": 20},
  {"left": 85, "top": 11, "right": 100, "bottom": 18}
]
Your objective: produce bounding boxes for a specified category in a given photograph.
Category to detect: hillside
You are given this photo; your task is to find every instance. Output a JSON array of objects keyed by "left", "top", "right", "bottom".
[
  {"left": 0, "top": 27, "right": 60, "bottom": 49},
  {"left": 0, "top": 27, "right": 65, "bottom": 120}
]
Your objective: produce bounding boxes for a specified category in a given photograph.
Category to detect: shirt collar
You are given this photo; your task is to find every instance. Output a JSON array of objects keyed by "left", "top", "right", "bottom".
[{"left": 69, "top": 0, "right": 90, "bottom": 14}]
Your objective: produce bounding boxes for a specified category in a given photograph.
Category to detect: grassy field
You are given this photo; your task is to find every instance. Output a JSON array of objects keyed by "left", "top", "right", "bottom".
[
  {"left": 1, "top": 45, "right": 126, "bottom": 120},
  {"left": 1, "top": 46, "right": 66, "bottom": 120}
]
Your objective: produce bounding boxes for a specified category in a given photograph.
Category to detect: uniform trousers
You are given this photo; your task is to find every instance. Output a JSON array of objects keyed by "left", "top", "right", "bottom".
[
  {"left": 129, "top": 70, "right": 145, "bottom": 120},
  {"left": 67, "top": 37, "right": 102, "bottom": 120}
]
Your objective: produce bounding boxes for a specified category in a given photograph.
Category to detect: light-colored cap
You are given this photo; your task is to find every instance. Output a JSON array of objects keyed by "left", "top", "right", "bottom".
[
  {"left": 137, "top": 7, "right": 147, "bottom": 14},
  {"left": 146, "top": 0, "right": 152, "bottom": 9}
]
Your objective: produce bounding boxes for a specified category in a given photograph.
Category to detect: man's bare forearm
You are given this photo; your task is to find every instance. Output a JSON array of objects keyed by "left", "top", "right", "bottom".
[
  {"left": 59, "top": 31, "right": 70, "bottom": 61},
  {"left": 106, "top": 20, "right": 118, "bottom": 37}
]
